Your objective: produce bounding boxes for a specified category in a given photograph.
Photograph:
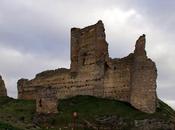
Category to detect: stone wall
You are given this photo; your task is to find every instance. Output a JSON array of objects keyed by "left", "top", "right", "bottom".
[
  {"left": 0, "top": 75, "right": 7, "bottom": 97},
  {"left": 36, "top": 87, "right": 58, "bottom": 113},
  {"left": 104, "top": 54, "right": 133, "bottom": 102},
  {"left": 17, "top": 21, "right": 157, "bottom": 114},
  {"left": 17, "top": 78, "right": 37, "bottom": 100}
]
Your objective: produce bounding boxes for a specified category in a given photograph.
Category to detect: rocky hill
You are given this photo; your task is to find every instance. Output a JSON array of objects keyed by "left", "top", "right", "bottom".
[{"left": 0, "top": 96, "right": 174, "bottom": 130}]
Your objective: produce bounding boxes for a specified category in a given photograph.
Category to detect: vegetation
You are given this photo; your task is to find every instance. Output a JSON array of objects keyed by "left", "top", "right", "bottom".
[
  {"left": 0, "top": 96, "right": 36, "bottom": 130},
  {"left": 0, "top": 96, "right": 174, "bottom": 130},
  {"left": 0, "top": 121, "right": 22, "bottom": 130}
]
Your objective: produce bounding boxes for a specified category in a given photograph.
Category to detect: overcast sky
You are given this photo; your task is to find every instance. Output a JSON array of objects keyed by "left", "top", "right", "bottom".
[{"left": 0, "top": 0, "right": 174, "bottom": 109}]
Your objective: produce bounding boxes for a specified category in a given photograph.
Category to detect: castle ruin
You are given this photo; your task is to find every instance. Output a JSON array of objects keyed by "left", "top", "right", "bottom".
[{"left": 17, "top": 21, "right": 157, "bottom": 114}]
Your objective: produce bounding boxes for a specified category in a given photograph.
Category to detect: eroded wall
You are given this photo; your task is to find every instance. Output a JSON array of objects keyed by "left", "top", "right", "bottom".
[
  {"left": 104, "top": 55, "right": 133, "bottom": 102},
  {"left": 130, "top": 35, "right": 157, "bottom": 113}
]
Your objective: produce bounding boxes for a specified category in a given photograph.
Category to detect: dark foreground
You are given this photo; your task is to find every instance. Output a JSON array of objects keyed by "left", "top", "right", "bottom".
[{"left": 0, "top": 96, "right": 174, "bottom": 130}]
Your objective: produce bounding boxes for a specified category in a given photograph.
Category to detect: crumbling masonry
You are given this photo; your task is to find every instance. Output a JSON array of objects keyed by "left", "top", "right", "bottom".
[{"left": 17, "top": 21, "right": 157, "bottom": 113}]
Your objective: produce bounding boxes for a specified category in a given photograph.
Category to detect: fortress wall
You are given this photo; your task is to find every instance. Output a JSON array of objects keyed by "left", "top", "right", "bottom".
[
  {"left": 130, "top": 58, "right": 157, "bottom": 113},
  {"left": 104, "top": 56, "right": 133, "bottom": 102},
  {"left": 36, "top": 87, "right": 58, "bottom": 113},
  {"left": 18, "top": 66, "right": 104, "bottom": 100},
  {"left": 53, "top": 70, "right": 104, "bottom": 98},
  {"left": 20, "top": 89, "right": 37, "bottom": 100}
]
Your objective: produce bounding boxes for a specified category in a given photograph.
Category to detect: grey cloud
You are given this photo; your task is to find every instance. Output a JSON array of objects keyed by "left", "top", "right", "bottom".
[{"left": 0, "top": 0, "right": 70, "bottom": 59}]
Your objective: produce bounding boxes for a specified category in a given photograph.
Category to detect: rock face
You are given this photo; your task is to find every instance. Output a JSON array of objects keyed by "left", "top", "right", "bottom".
[
  {"left": 17, "top": 21, "right": 157, "bottom": 114},
  {"left": 0, "top": 75, "right": 7, "bottom": 97}
]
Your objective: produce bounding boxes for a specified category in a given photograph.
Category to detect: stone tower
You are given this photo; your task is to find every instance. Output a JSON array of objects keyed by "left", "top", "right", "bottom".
[
  {"left": 70, "top": 20, "right": 110, "bottom": 97},
  {"left": 0, "top": 75, "right": 7, "bottom": 97},
  {"left": 130, "top": 35, "right": 157, "bottom": 113},
  {"left": 70, "top": 20, "right": 109, "bottom": 75}
]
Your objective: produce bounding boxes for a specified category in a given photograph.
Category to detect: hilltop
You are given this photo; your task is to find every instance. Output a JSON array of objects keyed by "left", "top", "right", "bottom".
[{"left": 0, "top": 96, "right": 174, "bottom": 130}]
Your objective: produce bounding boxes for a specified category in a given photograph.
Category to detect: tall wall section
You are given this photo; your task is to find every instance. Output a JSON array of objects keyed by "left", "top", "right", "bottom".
[
  {"left": 70, "top": 20, "right": 109, "bottom": 97},
  {"left": 130, "top": 35, "right": 157, "bottom": 113},
  {"left": 104, "top": 54, "right": 133, "bottom": 102}
]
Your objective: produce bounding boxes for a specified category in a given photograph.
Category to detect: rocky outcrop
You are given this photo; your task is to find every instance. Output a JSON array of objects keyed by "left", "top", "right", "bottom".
[
  {"left": 0, "top": 75, "right": 7, "bottom": 97},
  {"left": 17, "top": 21, "right": 157, "bottom": 114}
]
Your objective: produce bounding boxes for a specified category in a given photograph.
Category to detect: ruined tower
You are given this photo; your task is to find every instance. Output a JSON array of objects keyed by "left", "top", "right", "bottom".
[
  {"left": 70, "top": 20, "right": 109, "bottom": 97},
  {"left": 70, "top": 20, "right": 109, "bottom": 75}
]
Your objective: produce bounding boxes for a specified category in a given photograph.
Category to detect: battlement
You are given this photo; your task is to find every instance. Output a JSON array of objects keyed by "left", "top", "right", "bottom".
[{"left": 17, "top": 21, "right": 157, "bottom": 114}]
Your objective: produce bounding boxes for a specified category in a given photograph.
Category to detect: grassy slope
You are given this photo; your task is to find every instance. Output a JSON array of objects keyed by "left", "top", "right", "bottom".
[
  {"left": 0, "top": 97, "right": 36, "bottom": 130},
  {"left": 0, "top": 96, "right": 174, "bottom": 130}
]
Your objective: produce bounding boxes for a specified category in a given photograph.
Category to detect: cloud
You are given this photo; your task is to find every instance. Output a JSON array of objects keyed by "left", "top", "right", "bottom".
[
  {"left": 0, "top": 0, "right": 174, "bottom": 109},
  {"left": 0, "top": 44, "right": 69, "bottom": 97}
]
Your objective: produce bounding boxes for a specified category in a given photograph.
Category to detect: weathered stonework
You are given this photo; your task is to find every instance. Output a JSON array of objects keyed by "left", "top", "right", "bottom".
[
  {"left": 17, "top": 21, "right": 157, "bottom": 114},
  {"left": 130, "top": 35, "right": 157, "bottom": 113},
  {"left": 0, "top": 75, "right": 7, "bottom": 97},
  {"left": 36, "top": 87, "right": 58, "bottom": 114}
]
